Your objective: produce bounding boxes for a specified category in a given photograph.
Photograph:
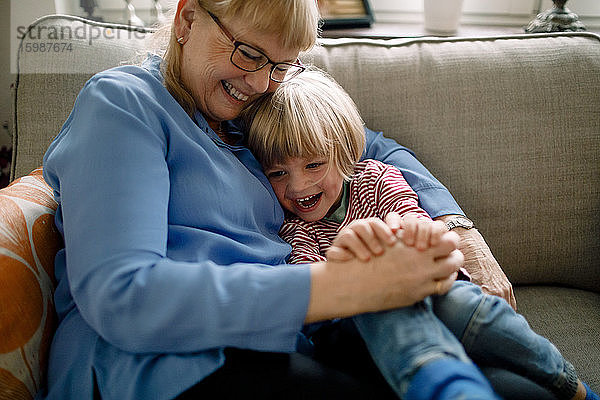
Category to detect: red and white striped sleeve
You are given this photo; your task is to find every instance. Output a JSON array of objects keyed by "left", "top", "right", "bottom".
[
  {"left": 358, "top": 160, "right": 431, "bottom": 221},
  {"left": 279, "top": 220, "right": 327, "bottom": 264}
]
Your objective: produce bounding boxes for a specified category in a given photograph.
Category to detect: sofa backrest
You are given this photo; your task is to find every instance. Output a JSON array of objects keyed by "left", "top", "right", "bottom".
[
  {"left": 305, "top": 34, "right": 600, "bottom": 292},
  {"left": 12, "top": 15, "right": 600, "bottom": 291},
  {"left": 11, "top": 15, "right": 150, "bottom": 180}
]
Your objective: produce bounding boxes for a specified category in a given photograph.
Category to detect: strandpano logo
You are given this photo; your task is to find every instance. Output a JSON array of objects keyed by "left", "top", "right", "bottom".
[
  {"left": 11, "top": 20, "right": 150, "bottom": 73},
  {"left": 17, "top": 22, "right": 148, "bottom": 47}
]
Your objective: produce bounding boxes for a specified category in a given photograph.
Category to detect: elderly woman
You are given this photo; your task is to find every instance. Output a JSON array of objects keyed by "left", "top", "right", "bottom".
[{"left": 38, "top": 0, "right": 521, "bottom": 399}]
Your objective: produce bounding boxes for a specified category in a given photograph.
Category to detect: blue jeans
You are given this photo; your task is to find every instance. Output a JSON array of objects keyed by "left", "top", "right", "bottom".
[{"left": 353, "top": 281, "right": 579, "bottom": 399}]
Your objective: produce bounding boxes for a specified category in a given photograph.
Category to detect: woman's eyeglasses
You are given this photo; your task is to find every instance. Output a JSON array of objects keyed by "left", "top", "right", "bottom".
[{"left": 206, "top": 11, "right": 305, "bottom": 83}]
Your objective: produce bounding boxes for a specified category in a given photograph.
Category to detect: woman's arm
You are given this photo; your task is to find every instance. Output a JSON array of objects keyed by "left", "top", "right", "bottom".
[
  {"left": 44, "top": 71, "right": 312, "bottom": 354},
  {"left": 364, "top": 128, "right": 516, "bottom": 309}
]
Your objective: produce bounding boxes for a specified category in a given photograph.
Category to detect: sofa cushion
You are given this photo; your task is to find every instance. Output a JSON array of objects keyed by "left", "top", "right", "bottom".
[
  {"left": 0, "top": 168, "right": 62, "bottom": 399},
  {"left": 516, "top": 285, "right": 600, "bottom": 389}
]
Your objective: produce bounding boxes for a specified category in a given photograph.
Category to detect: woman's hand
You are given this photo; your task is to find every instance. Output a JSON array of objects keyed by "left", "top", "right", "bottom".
[
  {"left": 384, "top": 213, "right": 516, "bottom": 310},
  {"left": 434, "top": 215, "right": 517, "bottom": 310},
  {"left": 306, "top": 230, "right": 463, "bottom": 323},
  {"left": 456, "top": 229, "right": 517, "bottom": 310}
]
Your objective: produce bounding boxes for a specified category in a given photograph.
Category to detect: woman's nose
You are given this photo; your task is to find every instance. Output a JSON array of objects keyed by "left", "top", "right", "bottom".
[{"left": 245, "top": 67, "right": 272, "bottom": 94}]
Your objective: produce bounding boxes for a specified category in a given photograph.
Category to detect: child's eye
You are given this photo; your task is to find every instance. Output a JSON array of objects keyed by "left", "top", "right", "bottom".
[
  {"left": 267, "top": 170, "right": 286, "bottom": 179},
  {"left": 306, "top": 162, "right": 324, "bottom": 170}
]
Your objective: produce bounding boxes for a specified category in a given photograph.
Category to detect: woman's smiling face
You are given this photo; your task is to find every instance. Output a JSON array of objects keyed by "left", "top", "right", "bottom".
[
  {"left": 177, "top": 4, "right": 301, "bottom": 130},
  {"left": 265, "top": 157, "right": 345, "bottom": 222}
]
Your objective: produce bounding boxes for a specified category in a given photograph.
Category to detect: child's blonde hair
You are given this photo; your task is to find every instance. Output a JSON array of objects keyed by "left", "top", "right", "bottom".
[{"left": 243, "top": 68, "right": 365, "bottom": 180}]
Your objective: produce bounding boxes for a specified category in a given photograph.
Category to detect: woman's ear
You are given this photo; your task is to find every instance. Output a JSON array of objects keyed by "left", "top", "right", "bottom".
[{"left": 173, "top": 0, "right": 196, "bottom": 42}]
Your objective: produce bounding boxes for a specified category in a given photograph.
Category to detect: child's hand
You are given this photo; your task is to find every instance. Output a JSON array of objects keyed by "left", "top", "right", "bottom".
[
  {"left": 326, "top": 218, "right": 397, "bottom": 262},
  {"left": 386, "top": 213, "right": 448, "bottom": 251}
]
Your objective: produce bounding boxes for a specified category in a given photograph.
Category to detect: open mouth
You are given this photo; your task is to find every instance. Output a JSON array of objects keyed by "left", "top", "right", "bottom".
[
  {"left": 222, "top": 80, "right": 249, "bottom": 102},
  {"left": 295, "top": 193, "right": 322, "bottom": 210}
]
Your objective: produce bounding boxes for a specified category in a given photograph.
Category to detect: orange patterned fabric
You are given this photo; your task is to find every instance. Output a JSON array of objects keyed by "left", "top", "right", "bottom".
[{"left": 0, "top": 168, "right": 62, "bottom": 400}]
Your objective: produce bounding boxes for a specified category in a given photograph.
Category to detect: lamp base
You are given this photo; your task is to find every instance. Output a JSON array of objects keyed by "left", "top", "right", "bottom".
[
  {"left": 80, "top": 0, "right": 104, "bottom": 22},
  {"left": 525, "top": 6, "right": 586, "bottom": 33}
]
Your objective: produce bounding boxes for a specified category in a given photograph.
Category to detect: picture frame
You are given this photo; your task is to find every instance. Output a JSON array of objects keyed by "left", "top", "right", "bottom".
[{"left": 318, "top": 0, "right": 374, "bottom": 29}]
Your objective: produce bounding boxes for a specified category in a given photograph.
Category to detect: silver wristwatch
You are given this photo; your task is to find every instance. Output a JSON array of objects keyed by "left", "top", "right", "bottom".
[{"left": 445, "top": 216, "right": 474, "bottom": 230}]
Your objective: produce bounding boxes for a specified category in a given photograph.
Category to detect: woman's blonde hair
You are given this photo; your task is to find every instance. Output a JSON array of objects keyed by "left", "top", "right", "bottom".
[
  {"left": 242, "top": 68, "right": 365, "bottom": 180},
  {"left": 155, "top": 0, "right": 321, "bottom": 117}
]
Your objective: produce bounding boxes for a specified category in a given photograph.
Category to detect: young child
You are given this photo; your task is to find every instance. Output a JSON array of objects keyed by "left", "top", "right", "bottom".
[{"left": 241, "top": 68, "right": 598, "bottom": 400}]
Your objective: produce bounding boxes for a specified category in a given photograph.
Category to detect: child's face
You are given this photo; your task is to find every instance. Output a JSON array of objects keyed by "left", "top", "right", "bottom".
[{"left": 264, "top": 156, "right": 344, "bottom": 222}]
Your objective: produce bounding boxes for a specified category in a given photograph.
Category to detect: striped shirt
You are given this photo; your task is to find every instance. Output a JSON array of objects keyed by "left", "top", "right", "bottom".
[{"left": 280, "top": 159, "right": 430, "bottom": 264}]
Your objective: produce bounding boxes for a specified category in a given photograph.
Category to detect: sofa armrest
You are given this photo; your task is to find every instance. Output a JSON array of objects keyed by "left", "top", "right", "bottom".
[{"left": 0, "top": 167, "right": 62, "bottom": 399}]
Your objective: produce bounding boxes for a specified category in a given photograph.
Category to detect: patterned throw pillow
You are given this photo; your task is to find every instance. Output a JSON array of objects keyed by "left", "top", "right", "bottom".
[{"left": 0, "top": 168, "right": 62, "bottom": 400}]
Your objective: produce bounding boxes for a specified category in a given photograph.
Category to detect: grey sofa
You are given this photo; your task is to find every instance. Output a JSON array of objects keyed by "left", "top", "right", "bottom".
[{"left": 6, "top": 14, "right": 600, "bottom": 397}]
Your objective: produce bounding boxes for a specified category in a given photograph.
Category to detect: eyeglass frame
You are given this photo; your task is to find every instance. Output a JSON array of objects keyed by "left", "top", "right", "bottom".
[{"left": 205, "top": 10, "right": 306, "bottom": 83}]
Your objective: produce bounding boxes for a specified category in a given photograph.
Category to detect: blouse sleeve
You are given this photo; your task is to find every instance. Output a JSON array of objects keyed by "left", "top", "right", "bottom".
[
  {"left": 43, "top": 71, "right": 311, "bottom": 354},
  {"left": 362, "top": 127, "right": 464, "bottom": 218}
]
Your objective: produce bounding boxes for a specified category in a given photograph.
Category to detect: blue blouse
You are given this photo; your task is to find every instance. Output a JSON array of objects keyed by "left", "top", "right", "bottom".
[{"left": 39, "top": 55, "right": 461, "bottom": 399}]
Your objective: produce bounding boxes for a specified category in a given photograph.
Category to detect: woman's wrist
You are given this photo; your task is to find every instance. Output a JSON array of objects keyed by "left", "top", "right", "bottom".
[
  {"left": 305, "top": 260, "right": 364, "bottom": 324},
  {"left": 434, "top": 214, "right": 517, "bottom": 309}
]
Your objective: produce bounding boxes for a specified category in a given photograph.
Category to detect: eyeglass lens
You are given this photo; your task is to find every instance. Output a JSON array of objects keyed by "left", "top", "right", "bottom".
[{"left": 232, "top": 43, "right": 303, "bottom": 83}]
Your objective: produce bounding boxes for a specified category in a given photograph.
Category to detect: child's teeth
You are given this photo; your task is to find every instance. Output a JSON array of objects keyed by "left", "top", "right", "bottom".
[{"left": 296, "top": 193, "right": 320, "bottom": 208}]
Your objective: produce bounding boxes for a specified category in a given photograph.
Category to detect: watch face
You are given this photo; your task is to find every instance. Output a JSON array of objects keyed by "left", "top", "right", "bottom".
[
  {"left": 448, "top": 217, "right": 474, "bottom": 229},
  {"left": 456, "top": 217, "right": 474, "bottom": 228}
]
